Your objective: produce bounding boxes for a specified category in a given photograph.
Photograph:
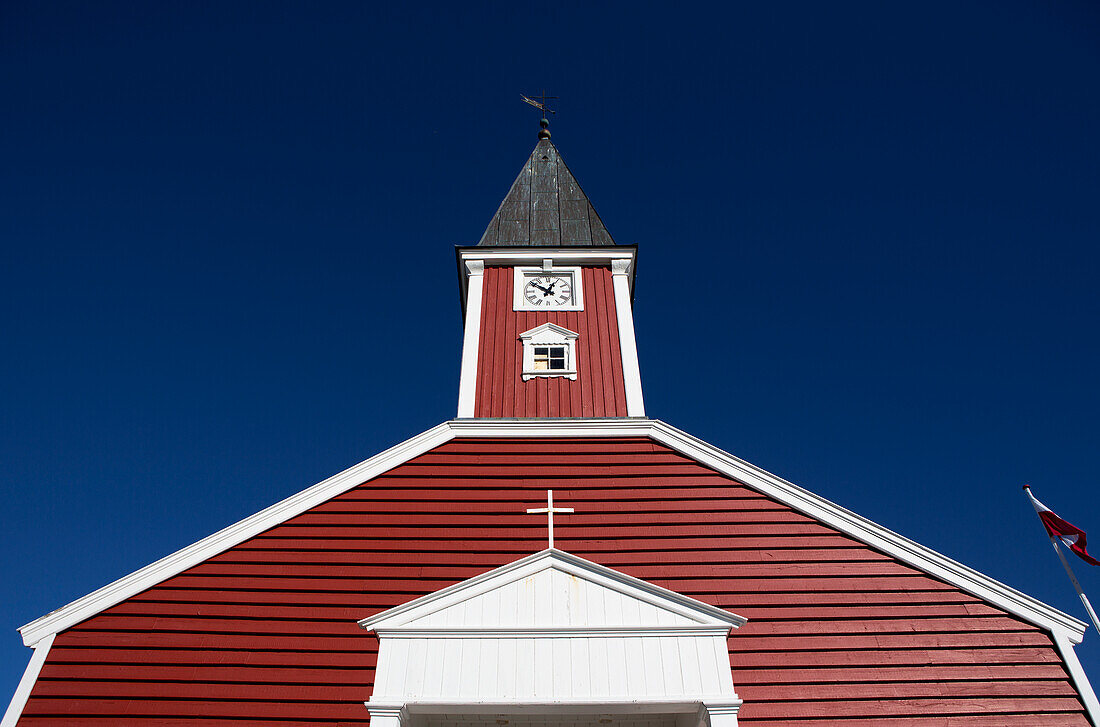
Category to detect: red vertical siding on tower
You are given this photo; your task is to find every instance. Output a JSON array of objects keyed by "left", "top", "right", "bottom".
[
  {"left": 18, "top": 437, "right": 1090, "bottom": 725},
  {"left": 474, "top": 266, "right": 628, "bottom": 417}
]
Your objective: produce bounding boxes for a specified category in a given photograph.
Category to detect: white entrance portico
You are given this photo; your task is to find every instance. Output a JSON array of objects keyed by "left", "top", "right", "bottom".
[{"left": 359, "top": 549, "right": 746, "bottom": 727}]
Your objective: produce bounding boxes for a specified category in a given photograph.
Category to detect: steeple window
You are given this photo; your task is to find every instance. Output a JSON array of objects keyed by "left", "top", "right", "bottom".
[
  {"left": 532, "top": 346, "right": 567, "bottom": 371},
  {"left": 520, "top": 323, "right": 579, "bottom": 381}
]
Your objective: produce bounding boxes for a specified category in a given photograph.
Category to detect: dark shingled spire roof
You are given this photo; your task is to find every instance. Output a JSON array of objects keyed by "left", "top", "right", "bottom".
[{"left": 477, "top": 138, "right": 616, "bottom": 246}]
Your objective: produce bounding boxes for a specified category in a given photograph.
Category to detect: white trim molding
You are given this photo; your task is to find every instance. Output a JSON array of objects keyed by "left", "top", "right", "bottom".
[
  {"left": 2, "top": 633, "right": 54, "bottom": 727},
  {"left": 16, "top": 415, "right": 1092, "bottom": 708},
  {"left": 611, "top": 259, "right": 644, "bottom": 416},
  {"left": 457, "top": 247, "right": 637, "bottom": 315},
  {"left": 17, "top": 421, "right": 459, "bottom": 647},
  {"left": 1054, "top": 632, "right": 1100, "bottom": 724},
  {"left": 519, "top": 322, "right": 579, "bottom": 381},
  {"left": 456, "top": 260, "right": 485, "bottom": 418},
  {"left": 366, "top": 700, "right": 741, "bottom": 727}
]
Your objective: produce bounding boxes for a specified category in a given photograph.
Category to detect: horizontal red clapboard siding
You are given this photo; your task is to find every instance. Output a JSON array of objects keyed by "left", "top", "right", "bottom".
[
  {"left": 21, "top": 438, "right": 1089, "bottom": 725},
  {"left": 474, "top": 266, "right": 628, "bottom": 417}
]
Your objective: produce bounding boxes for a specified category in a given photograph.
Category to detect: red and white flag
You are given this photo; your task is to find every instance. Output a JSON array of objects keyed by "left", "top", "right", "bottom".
[{"left": 1024, "top": 485, "right": 1099, "bottom": 566}]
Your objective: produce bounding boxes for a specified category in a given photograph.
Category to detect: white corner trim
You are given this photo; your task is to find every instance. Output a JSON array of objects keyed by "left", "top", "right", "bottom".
[
  {"left": 17, "top": 422, "right": 460, "bottom": 647},
  {"left": 1054, "top": 632, "right": 1100, "bottom": 723},
  {"left": 456, "top": 260, "right": 485, "bottom": 418},
  {"left": 611, "top": 259, "right": 644, "bottom": 416},
  {"left": 1, "top": 633, "right": 54, "bottom": 727},
  {"left": 365, "top": 703, "right": 410, "bottom": 727}
]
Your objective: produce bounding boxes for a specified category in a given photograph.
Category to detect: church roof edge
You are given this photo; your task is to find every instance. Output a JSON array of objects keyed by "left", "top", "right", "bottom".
[{"left": 16, "top": 418, "right": 1089, "bottom": 655}]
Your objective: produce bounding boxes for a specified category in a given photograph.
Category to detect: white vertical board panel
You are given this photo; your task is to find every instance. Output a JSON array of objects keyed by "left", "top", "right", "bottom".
[
  {"left": 589, "top": 635, "right": 610, "bottom": 697},
  {"left": 533, "top": 572, "right": 551, "bottom": 625},
  {"left": 459, "top": 635, "right": 479, "bottom": 698},
  {"left": 624, "top": 637, "right": 646, "bottom": 697},
  {"left": 478, "top": 638, "right": 498, "bottom": 698},
  {"left": 373, "top": 642, "right": 392, "bottom": 696},
  {"left": 660, "top": 636, "right": 684, "bottom": 696},
  {"left": 713, "top": 636, "right": 736, "bottom": 692},
  {"left": 605, "top": 635, "right": 627, "bottom": 697},
  {"left": 440, "top": 638, "right": 463, "bottom": 697},
  {"left": 388, "top": 638, "right": 410, "bottom": 698},
  {"left": 499, "top": 637, "right": 517, "bottom": 699},
  {"left": 371, "top": 634, "right": 735, "bottom": 702},
  {"left": 642, "top": 637, "right": 663, "bottom": 696},
  {"left": 570, "top": 637, "right": 590, "bottom": 698},
  {"left": 405, "top": 638, "right": 427, "bottom": 698},
  {"left": 679, "top": 635, "right": 703, "bottom": 695},
  {"left": 517, "top": 637, "right": 535, "bottom": 698}
]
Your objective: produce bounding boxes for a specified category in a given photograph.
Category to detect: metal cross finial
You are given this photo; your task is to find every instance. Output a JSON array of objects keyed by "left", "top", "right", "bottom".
[{"left": 525, "top": 489, "right": 574, "bottom": 549}]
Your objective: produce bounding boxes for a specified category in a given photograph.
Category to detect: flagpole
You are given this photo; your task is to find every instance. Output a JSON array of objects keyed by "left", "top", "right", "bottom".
[
  {"left": 1047, "top": 533, "right": 1100, "bottom": 636},
  {"left": 1023, "top": 484, "right": 1100, "bottom": 635}
]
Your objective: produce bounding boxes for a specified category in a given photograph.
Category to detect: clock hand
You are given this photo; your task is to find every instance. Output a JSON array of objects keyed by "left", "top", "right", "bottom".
[{"left": 529, "top": 281, "right": 552, "bottom": 294}]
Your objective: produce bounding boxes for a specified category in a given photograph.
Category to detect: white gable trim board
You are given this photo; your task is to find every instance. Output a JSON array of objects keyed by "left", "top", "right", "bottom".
[
  {"left": 363, "top": 550, "right": 744, "bottom": 727},
  {"left": 9, "top": 417, "right": 1098, "bottom": 726},
  {"left": 0, "top": 634, "right": 53, "bottom": 727},
  {"left": 16, "top": 419, "right": 456, "bottom": 648}
]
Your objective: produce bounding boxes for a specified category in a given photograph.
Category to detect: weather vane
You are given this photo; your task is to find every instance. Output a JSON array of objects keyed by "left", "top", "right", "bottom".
[
  {"left": 521, "top": 91, "right": 557, "bottom": 116},
  {"left": 521, "top": 91, "right": 557, "bottom": 139}
]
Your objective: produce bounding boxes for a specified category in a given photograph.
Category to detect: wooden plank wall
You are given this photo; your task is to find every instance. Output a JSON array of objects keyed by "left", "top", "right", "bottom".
[
  {"left": 20, "top": 438, "right": 1089, "bottom": 725},
  {"left": 474, "top": 266, "right": 628, "bottom": 417}
]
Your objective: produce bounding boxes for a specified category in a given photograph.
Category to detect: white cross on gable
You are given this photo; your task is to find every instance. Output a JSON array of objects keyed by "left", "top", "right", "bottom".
[{"left": 525, "top": 489, "right": 574, "bottom": 549}]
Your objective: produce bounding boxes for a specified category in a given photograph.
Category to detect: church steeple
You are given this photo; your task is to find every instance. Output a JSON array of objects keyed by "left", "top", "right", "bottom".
[
  {"left": 456, "top": 131, "right": 644, "bottom": 419},
  {"left": 477, "top": 137, "right": 616, "bottom": 247}
]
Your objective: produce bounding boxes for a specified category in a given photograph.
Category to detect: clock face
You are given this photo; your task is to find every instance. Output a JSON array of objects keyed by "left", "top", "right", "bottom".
[{"left": 523, "top": 274, "right": 573, "bottom": 308}]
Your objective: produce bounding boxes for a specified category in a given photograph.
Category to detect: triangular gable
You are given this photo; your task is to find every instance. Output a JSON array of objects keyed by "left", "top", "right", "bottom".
[
  {"left": 362, "top": 549, "right": 745, "bottom": 715},
  {"left": 519, "top": 322, "right": 579, "bottom": 342},
  {"left": 16, "top": 418, "right": 1089, "bottom": 652},
  {"left": 360, "top": 548, "right": 745, "bottom": 632}
]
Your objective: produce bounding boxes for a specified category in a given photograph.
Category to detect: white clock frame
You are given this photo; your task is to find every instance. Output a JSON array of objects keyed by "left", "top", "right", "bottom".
[{"left": 513, "top": 264, "right": 584, "bottom": 311}]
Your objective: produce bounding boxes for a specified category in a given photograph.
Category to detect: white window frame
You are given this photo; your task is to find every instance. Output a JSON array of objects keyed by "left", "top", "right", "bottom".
[
  {"left": 519, "top": 323, "right": 579, "bottom": 381},
  {"left": 513, "top": 263, "right": 584, "bottom": 311}
]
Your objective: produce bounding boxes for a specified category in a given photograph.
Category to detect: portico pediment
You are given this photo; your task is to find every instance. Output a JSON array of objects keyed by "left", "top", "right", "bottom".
[
  {"left": 361, "top": 548, "right": 745, "bottom": 634},
  {"left": 360, "top": 549, "right": 745, "bottom": 727}
]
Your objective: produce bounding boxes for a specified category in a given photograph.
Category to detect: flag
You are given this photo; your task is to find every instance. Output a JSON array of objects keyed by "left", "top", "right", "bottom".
[{"left": 1024, "top": 485, "right": 1100, "bottom": 565}]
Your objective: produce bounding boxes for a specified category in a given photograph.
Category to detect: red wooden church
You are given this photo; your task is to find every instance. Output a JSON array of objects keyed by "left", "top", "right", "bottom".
[{"left": 5, "top": 121, "right": 1099, "bottom": 726}]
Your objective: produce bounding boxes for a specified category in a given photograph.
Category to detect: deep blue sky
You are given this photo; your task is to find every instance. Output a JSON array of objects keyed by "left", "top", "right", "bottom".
[{"left": 3, "top": 0, "right": 1100, "bottom": 702}]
